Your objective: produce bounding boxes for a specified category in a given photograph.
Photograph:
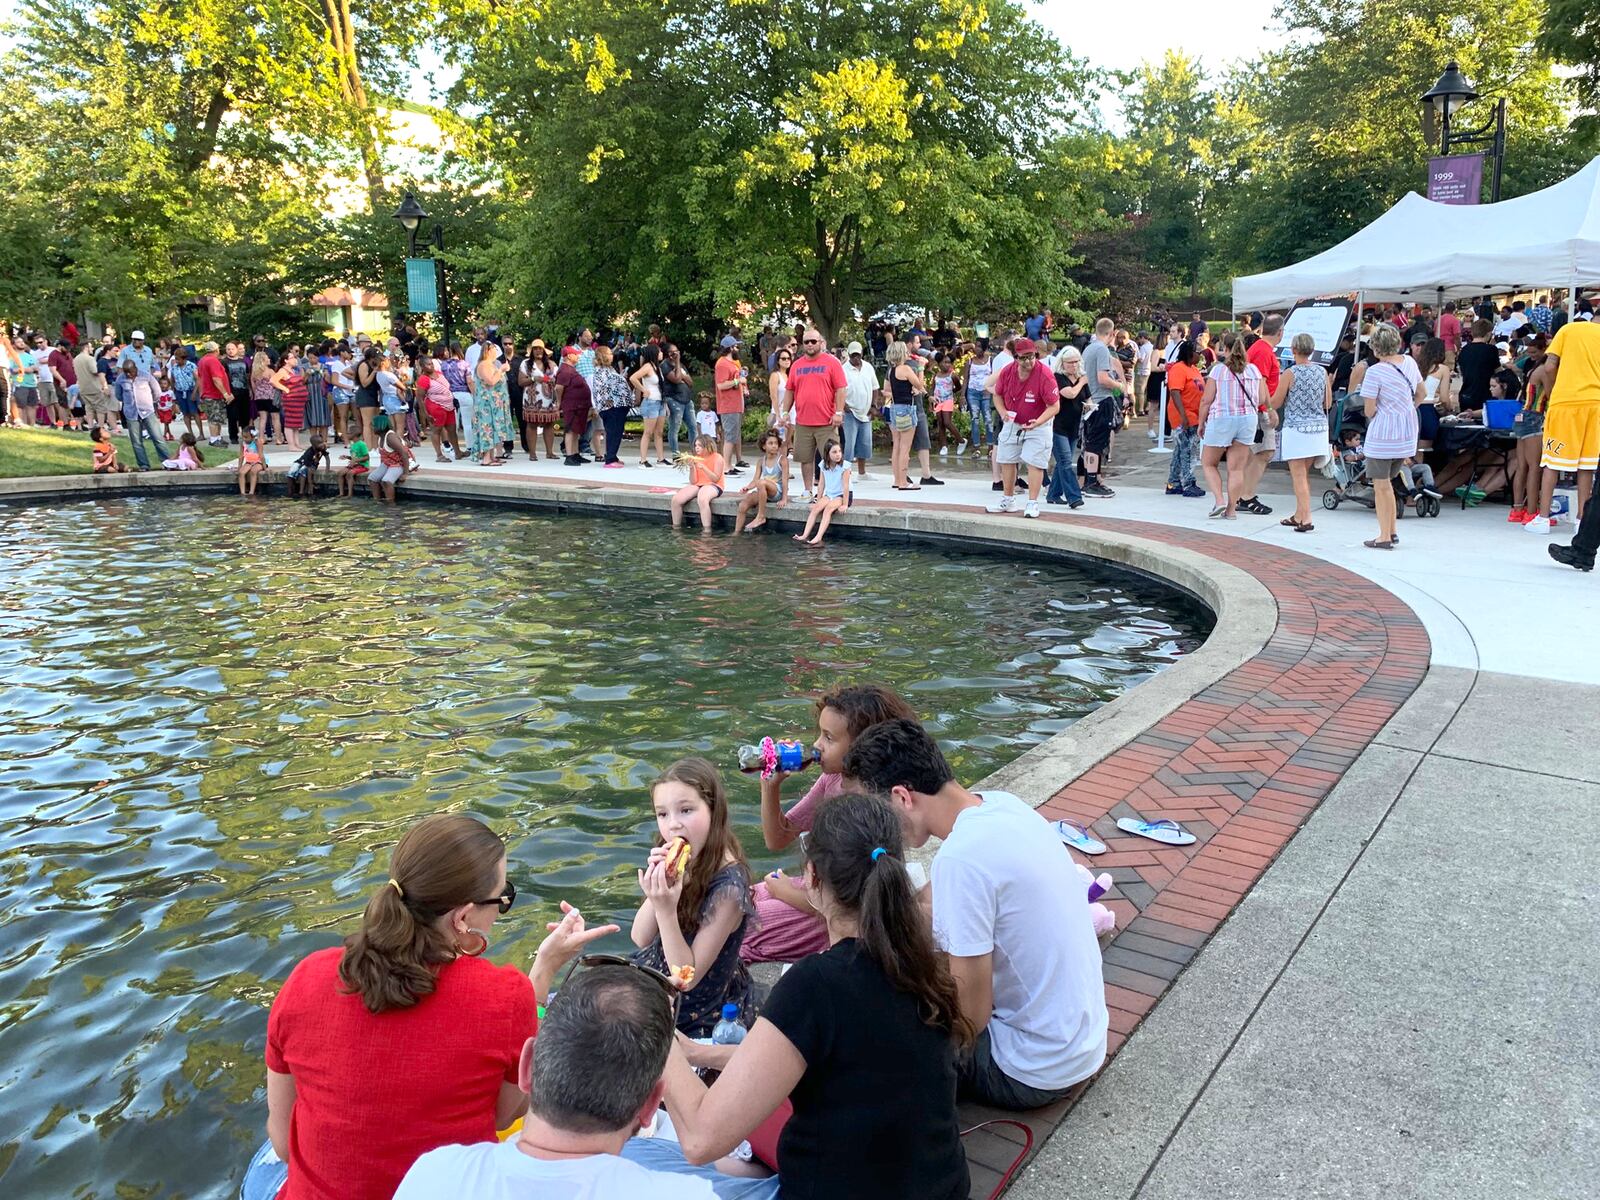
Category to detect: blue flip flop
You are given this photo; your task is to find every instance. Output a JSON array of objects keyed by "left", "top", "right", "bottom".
[
  {"left": 1115, "top": 816, "right": 1197, "bottom": 846},
  {"left": 1054, "top": 819, "right": 1107, "bottom": 856}
]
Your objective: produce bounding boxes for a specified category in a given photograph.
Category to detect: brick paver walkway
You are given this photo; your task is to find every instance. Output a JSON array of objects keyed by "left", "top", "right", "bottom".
[{"left": 942, "top": 509, "right": 1430, "bottom": 1198}]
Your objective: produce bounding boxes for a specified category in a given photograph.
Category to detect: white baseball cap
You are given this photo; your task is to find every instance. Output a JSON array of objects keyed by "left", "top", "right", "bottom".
[
  {"left": 131, "top": 330, "right": 145, "bottom": 340},
  {"left": 846, "top": 341, "right": 863, "bottom": 355}
]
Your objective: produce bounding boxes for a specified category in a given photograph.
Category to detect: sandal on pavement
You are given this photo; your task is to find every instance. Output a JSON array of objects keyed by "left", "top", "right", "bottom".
[
  {"left": 1115, "top": 816, "right": 1197, "bottom": 846},
  {"left": 1054, "top": 820, "right": 1107, "bottom": 856},
  {"left": 1363, "top": 538, "right": 1395, "bottom": 550}
]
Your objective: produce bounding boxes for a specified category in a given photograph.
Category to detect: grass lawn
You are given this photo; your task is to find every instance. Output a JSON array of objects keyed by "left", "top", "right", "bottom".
[{"left": 0, "top": 424, "right": 235, "bottom": 479}]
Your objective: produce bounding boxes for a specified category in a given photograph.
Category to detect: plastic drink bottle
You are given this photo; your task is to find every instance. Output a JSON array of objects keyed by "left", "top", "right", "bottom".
[
  {"left": 711, "top": 1004, "right": 746, "bottom": 1046},
  {"left": 736, "top": 737, "right": 820, "bottom": 777}
]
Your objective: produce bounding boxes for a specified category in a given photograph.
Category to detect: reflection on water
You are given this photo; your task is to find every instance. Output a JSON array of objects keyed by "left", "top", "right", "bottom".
[{"left": 0, "top": 495, "right": 1207, "bottom": 1198}]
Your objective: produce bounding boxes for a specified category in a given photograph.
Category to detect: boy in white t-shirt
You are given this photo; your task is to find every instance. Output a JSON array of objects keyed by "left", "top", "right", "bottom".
[
  {"left": 844, "top": 718, "right": 1108, "bottom": 1109},
  {"left": 394, "top": 964, "right": 714, "bottom": 1200}
]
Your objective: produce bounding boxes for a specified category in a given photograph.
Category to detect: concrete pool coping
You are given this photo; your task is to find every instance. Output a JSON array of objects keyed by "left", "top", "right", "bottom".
[{"left": 2, "top": 468, "right": 1433, "bottom": 1200}]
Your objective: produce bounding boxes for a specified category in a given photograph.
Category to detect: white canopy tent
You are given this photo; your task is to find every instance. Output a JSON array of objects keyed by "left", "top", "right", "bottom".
[{"left": 1232, "top": 156, "right": 1600, "bottom": 313}]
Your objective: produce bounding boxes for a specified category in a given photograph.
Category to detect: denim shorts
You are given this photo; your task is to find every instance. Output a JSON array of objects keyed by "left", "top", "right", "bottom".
[
  {"left": 1201, "top": 412, "right": 1258, "bottom": 448},
  {"left": 842, "top": 410, "right": 873, "bottom": 460},
  {"left": 641, "top": 398, "right": 665, "bottom": 419},
  {"left": 890, "top": 403, "right": 917, "bottom": 432}
]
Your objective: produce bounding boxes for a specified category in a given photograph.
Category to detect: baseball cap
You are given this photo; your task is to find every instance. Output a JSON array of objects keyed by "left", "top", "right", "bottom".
[
  {"left": 1013, "top": 337, "right": 1038, "bottom": 355},
  {"left": 719, "top": 334, "right": 741, "bottom": 349},
  {"left": 846, "top": 341, "right": 863, "bottom": 356},
  {"left": 131, "top": 330, "right": 145, "bottom": 340}
]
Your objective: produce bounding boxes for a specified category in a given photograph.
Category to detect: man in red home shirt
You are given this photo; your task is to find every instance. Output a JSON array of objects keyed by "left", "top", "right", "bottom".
[
  {"left": 1236, "top": 314, "right": 1283, "bottom": 515},
  {"left": 786, "top": 327, "right": 847, "bottom": 498}
]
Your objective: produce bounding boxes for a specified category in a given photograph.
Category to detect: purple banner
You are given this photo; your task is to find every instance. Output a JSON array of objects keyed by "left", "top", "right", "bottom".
[{"left": 1428, "top": 154, "right": 1484, "bottom": 205}]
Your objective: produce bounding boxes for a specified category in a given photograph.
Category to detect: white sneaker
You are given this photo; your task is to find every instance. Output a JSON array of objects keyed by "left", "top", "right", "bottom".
[
  {"left": 986, "top": 494, "right": 1016, "bottom": 514},
  {"left": 1525, "top": 515, "right": 1553, "bottom": 533},
  {"left": 1023, "top": 500, "right": 1040, "bottom": 518},
  {"left": 956, "top": 440, "right": 968, "bottom": 454},
  {"left": 938, "top": 446, "right": 949, "bottom": 456},
  {"left": 1147, "top": 429, "right": 1157, "bottom": 440}
]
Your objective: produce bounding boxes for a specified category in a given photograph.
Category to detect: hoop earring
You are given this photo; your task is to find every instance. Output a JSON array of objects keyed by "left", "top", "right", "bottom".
[{"left": 456, "top": 928, "right": 488, "bottom": 958}]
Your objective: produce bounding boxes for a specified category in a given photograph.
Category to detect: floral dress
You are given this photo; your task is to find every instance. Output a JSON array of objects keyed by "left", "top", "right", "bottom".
[
  {"left": 634, "top": 861, "right": 755, "bottom": 1036},
  {"left": 472, "top": 357, "right": 514, "bottom": 456}
]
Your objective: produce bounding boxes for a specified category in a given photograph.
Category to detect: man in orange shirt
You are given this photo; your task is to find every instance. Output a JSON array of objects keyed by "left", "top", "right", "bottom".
[
  {"left": 1236, "top": 314, "right": 1283, "bottom": 515},
  {"left": 713, "top": 335, "right": 748, "bottom": 475}
]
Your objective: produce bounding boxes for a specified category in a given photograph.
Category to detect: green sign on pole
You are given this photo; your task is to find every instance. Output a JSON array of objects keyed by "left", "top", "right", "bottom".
[{"left": 405, "top": 257, "right": 438, "bottom": 314}]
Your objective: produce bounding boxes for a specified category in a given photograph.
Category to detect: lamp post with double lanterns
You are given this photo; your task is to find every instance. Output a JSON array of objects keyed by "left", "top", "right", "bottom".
[
  {"left": 1420, "top": 61, "right": 1505, "bottom": 203},
  {"left": 392, "top": 190, "right": 453, "bottom": 349}
]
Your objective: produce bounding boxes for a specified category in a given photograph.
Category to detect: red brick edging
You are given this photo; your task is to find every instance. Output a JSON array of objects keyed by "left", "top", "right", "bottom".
[{"left": 1029, "top": 515, "right": 1430, "bottom": 1058}]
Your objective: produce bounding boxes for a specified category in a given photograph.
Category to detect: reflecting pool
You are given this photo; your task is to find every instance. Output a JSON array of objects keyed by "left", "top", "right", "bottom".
[{"left": 0, "top": 495, "right": 1208, "bottom": 1198}]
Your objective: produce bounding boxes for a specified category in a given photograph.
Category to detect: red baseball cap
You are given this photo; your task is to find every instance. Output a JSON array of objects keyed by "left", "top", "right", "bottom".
[{"left": 1013, "top": 337, "right": 1038, "bottom": 355}]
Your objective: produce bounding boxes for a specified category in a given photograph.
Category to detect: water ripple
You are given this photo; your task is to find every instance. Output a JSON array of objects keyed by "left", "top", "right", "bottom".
[{"left": 0, "top": 495, "right": 1207, "bottom": 1197}]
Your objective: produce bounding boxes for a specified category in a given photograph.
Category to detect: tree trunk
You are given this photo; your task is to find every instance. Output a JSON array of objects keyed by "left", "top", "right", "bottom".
[
  {"left": 321, "top": 0, "right": 387, "bottom": 210},
  {"left": 185, "top": 71, "right": 232, "bottom": 174}
]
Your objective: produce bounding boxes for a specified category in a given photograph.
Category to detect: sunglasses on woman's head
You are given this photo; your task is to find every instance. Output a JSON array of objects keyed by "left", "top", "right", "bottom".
[{"left": 553, "top": 952, "right": 681, "bottom": 1017}]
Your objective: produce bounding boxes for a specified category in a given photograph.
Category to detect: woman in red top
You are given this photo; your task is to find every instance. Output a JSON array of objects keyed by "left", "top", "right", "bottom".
[
  {"left": 272, "top": 349, "right": 310, "bottom": 452},
  {"left": 240, "top": 814, "right": 615, "bottom": 1200}
]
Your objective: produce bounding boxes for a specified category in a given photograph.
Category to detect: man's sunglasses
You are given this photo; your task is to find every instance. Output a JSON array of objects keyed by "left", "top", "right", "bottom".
[
  {"left": 554, "top": 952, "right": 681, "bottom": 1016},
  {"left": 474, "top": 879, "right": 517, "bottom": 914}
]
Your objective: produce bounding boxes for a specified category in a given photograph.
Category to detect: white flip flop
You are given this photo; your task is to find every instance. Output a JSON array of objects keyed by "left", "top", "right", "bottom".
[
  {"left": 1115, "top": 816, "right": 1197, "bottom": 846},
  {"left": 1054, "top": 819, "right": 1107, "bottom": 856}
]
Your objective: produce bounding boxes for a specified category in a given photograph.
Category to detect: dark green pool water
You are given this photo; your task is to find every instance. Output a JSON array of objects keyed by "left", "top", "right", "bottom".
[{"left": 0, "top": 495, "right": 1207, "bottom": 1198}]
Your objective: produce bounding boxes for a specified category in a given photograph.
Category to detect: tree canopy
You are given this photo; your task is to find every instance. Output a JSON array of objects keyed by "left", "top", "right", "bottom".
[{"left": 0, "top": 0, "right": 1595, "bottom": 336}]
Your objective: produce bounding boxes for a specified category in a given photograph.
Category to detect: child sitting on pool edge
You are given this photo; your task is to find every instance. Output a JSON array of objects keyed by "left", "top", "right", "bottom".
[
  {"left": 670, "top": 434, "right": 725, "bottom": 531},
  {"left": 631, "top": 756, "right": 754, "bottom": 1036},
  {"left": 90, "top": 426, "right": 128, "bottom": 473},
  {"left": 287, "top": 434, "right": 329, "bottom": 497},
  {"left": 793, "top": 440, "right": 849, "bottom": 546},
  {"left": 337, "top": 419, "right": 369, "bottom": 497}
]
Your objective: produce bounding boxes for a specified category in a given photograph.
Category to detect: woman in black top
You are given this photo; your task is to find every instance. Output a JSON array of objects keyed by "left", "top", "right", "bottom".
[{"left": 625, "top": 791, "right": 972, "bottom": 1200}]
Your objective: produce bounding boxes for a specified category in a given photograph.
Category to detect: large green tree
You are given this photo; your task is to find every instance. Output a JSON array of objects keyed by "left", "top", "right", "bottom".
[
  {"left": 1204, "top": 0, "right": 1596, "bottom": 278},
  {"left": 451, "top": 0, "right": 1105, "bottom": 342}
]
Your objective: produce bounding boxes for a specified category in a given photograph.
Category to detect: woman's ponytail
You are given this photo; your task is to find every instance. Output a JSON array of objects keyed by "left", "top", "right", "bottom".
[
  {"left": 807, "top": 793, "right": 974, "bottom": 1045},
  {"left": 337, "top": 814, "right": 504, "bottom": 1013}
]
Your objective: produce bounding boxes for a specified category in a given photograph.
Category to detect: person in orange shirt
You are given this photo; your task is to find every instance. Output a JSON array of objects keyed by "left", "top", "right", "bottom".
[
  {"left": 670, "top": 434, "right": 726, "bottom": 530},
  {"left": 1163, "top": 340, "right": 1206, "bottom": 496},
  {"left": 90, "top": 426, "right": 129, "bottom": 473}
]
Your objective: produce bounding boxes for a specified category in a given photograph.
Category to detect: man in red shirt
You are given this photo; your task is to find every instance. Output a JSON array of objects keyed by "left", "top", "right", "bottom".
[
  {"left": 713, "top": 335, "right": 748, "bottom": 475},
  {"left": 984, "top": 337, "right": 1060, "bottom": 518},
  {"left": 197, "top": 340, "right": 231, "bottom": 445},
  {"left": 1437, "top": 302, "right": 1462, "bottom": 363},
  {"left": 786, "top": 327, "right": 847, "bottom": 498},
  {"left": 1236, "top": 314, "right": 1283, "bottom": 515}
]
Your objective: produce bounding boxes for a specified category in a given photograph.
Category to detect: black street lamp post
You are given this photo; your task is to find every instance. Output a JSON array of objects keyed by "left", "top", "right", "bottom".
[
  {"left": 1420, "top": 61, "right": 1506, "bottom": 203},
  {"left": 392, "top": 190, "right": 453, "bottom": 349}
]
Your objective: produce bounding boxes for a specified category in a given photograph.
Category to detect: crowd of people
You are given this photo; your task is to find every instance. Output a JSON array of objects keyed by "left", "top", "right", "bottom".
[
  {"left": 6, "top": 291, "right": 1598, "bottom": 568},
  {"left": 242, "top": 684, "right": 1109, "bottom": 1200}
]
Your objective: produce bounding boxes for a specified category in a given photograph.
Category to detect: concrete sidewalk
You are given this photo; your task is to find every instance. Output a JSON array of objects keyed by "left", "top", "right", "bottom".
[{"left": 1007, "top": 666, "right": 1600, "bottom": 1200}]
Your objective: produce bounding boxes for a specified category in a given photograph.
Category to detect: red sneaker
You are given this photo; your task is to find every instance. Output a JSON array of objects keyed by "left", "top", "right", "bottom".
[{"left": 1508, "top": 507, "right": 1526, "bottom": 523}]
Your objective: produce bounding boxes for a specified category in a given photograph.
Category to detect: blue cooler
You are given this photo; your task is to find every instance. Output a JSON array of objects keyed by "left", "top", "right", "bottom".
[{"left": 1484, "top": 400, "right": 1519, "bottom": 430}]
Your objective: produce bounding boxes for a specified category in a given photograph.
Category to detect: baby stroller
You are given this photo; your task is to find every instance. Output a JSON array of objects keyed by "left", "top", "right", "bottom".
[{"left": 1320, "top": 393, "right": 1441, "bottom": 519}]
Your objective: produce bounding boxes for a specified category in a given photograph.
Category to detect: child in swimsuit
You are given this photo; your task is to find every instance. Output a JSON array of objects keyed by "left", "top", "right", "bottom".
[{"left": 733, "top": 429, "right": 788, "bottom": 534}]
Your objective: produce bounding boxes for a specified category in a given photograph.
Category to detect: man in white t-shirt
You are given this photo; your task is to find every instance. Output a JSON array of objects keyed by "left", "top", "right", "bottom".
[
  {"left": 394, "top": 964, "right": 713, "bottom": 1200},
  {"left": 844, "top": 718, "right": 1108, "bottom": 1110},
  {"left": 841, "top": 341, "right": 879, "bottom": 478}
]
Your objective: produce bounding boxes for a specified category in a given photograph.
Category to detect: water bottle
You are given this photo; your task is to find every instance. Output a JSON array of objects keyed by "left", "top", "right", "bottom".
[
  {"left": 711, "top": 1004, "right": 746, "bottom": 1046},
  {"left": 736, "top": 737, "right": 820, "bottom": 777}
]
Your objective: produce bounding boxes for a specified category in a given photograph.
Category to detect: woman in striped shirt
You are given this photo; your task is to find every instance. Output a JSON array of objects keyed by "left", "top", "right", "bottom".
[
  {"left": 1197, "top": 331, "right": 1264, "bottom": 519},
  {"left": 1357, "top": 324, "right": 1424, "bottom": 550}
]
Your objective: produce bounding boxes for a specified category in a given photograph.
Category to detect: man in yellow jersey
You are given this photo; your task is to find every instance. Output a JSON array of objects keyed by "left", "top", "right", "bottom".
[{"left": 1527, "top": 317, "right": 1600, "bottom": 535}]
